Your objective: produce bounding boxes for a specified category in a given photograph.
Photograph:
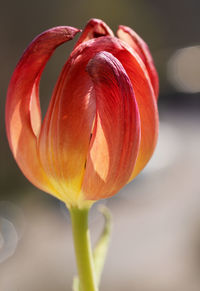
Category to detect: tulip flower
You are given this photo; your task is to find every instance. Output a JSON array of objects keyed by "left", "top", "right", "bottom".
[
  {"left": 6, "top": 19, "right": 159, "bottom": 291},
  {"left": 6, "top": 18, "right": 158, "bottom": 208}
]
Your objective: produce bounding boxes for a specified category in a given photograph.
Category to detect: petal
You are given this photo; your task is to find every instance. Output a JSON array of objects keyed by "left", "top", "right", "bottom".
[
  {"left": 38, "top": 43, "right": 96, "bottom": 205},
  {"left": 74, "top": 18, "right": 114, "bottom": 49},
  {"left": 82, "top": 51, "right": 141, "bottom": 200},
  {"left": 114, "top": 44, "right": 159, "bottom": 180},
  {"left": 5, "top": 26, "right": 80, "bottom": 198},
  {"left": 68, "top": 36, "right": 158, "bottom": 185},
  {"left": 117, "top": 25, "right": 159, "bottom": 99}
]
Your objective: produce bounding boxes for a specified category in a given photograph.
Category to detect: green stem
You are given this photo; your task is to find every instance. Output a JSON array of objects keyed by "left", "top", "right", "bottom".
[{"left": 70, "top": 207, "right": 98, "bottom": 291}]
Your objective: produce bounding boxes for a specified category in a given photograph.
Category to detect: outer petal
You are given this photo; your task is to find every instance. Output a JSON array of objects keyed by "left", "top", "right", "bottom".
[
  {"left": 5, "top": 26, "right": 80, "bottom": 198},
  {"left": 74, "top": 18, "right": 114, "bottom": 49},
  {"left": 115, "top": 47, "right": 158, "bottom": 180},
  {"left": 81, "top": 52, "right": 140, "bottom": 200},
  {"left": 117, "top": 25, "right": 159, "bottom": 99},
  {"left": 114, "top": 45, "right": 159, "bottom": 180}
]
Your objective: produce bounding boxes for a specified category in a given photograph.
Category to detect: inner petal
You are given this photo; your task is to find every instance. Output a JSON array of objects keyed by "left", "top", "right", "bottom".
[{"left": 38, "top": 53, "right": 96, "bottom": 205}]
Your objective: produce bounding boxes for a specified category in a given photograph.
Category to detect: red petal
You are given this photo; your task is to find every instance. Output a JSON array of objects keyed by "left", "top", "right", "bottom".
[
  {"left": 5, "top": 26, "right": 80, "bottom": 199},
  {"left": 38, "top": 43, "right": 96, "bottom": 205},
  {"left": 114, "top": 44, "right": 159, "bottom": 180},
  {"left": 68, "top": 36, "right": 158, "bottom": 184},
  {"left": 74, "top": 18, "right": 114, "bottom": 49},
  {"left": 117, "top": 25, "right": 159, "bottom": 99},
  {"left": 82, "top": 51, "right": 140, "bottom": 200}
]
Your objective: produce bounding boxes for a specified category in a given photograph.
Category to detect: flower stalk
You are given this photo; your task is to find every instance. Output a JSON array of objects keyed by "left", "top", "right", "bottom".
[{"left": 70, "top": 207, "right": 98, "bottom": 291}]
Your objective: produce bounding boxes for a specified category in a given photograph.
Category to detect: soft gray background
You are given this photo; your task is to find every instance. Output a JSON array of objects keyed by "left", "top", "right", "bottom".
[{"left": 1, "top": 0, "right": 200, "bottom": 290}]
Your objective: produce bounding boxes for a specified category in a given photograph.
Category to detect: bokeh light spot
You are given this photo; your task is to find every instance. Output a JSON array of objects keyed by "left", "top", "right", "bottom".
[{"left": 167, "top": 46, "right": 200, "bottom": 93}]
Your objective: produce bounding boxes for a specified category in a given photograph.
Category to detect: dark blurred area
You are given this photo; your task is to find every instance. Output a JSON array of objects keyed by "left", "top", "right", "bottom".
[{"left": 1, "top": 0, "right": 200, "bottom": 290}]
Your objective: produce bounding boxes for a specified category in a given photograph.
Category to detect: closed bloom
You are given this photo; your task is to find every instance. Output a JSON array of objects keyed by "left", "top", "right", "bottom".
[{"left": 6, "top": 19, "right": 159, "bottom": 208}]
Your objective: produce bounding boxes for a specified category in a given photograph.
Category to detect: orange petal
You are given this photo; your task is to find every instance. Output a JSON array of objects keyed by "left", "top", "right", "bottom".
[
  {"left": 117, "top": 25, "right": 159, "bottom": 99},
  {"left": 5, "top": 26, "right": 80, "bottom": 199},
  {"left": 38, "top": 43, "right": 96, "bottom": 205},
  {"left": 74, "top": 18, "right": 114, "bottom": 49},
  {"left": 114, "top": 43, "right": 159, "bottom": 180},
  {"left": 68, "top": 36, "right": 158, "bottom": 184},
  {"left": 81, "top": 51, "right": 141, "bottom": 200}
]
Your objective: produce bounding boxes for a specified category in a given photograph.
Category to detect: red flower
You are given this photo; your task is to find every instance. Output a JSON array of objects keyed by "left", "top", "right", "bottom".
[{"left": 6, "top": 19, "right": 158, "bottom": 208}]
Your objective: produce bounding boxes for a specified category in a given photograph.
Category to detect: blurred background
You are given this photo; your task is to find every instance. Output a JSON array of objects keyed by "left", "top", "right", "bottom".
[{"left": 1, "top": 0, "right": 200, "bottom": 290}]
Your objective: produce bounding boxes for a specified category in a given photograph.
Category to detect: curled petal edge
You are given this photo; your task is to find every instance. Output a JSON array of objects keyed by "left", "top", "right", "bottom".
[
  {"left": 5, "top": 26, "right": 80, "bottom": 200},
  {"left": 81, "top": 51, "right": 141, "bottom": 200}
]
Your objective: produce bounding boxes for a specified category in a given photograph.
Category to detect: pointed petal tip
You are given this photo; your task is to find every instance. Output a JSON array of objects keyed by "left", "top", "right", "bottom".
[
  {"left": 43, "top": 25, "right": 81, "bottom": 37},
  {"left": 31, "top": 26, "right": 81, "bottom": 50},
  {"left": 54, "top": 26, "right": 81, "bottom": 39},
  {"left": 117, "top": 25, "right": 127, "bottom": 31},
  {"left": 87, "top": 18, "right": 105, "bottom": 25},
  {"left": 86, "top": 18, "right": 113, "bottom": 34},
  {"left": 74, "top": 19, "right": 114, "bottom": 49}
]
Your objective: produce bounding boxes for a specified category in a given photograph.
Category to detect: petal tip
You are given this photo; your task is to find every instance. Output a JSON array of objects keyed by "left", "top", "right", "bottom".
[{"left": 74, "top": 19, "right": 114, "bottom": 49}]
